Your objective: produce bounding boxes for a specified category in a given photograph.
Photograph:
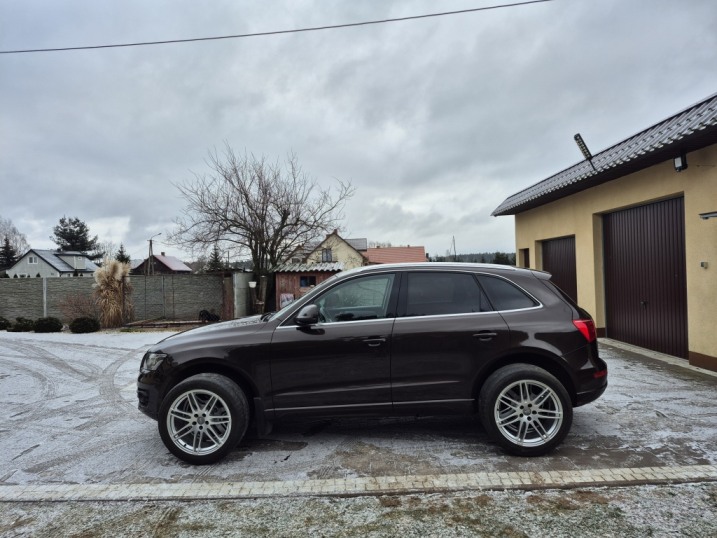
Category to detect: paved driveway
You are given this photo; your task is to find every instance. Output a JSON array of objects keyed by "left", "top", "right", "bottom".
[{"left": 1, "top": 329, "right": 716, "bottom": 494}]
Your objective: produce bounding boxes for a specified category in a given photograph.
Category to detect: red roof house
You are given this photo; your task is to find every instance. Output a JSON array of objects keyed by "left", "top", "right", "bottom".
[{"left": 365, "top": 246, "right": 427, "bottom": 264}]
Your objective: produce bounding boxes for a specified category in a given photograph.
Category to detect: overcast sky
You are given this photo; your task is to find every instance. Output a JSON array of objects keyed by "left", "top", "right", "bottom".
[{"left": 2, "top": 0, "right": 716, "bottom": 262}]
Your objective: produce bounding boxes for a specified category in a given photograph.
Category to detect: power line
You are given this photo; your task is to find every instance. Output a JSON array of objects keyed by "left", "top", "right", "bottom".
[{"left": 0, "top": 0, "right": 553, "bottom": 55}]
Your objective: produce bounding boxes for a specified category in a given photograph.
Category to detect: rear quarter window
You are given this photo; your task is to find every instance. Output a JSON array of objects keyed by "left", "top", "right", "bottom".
[{"left": 478, "top": 274, "right": 539, "bottom": 311}]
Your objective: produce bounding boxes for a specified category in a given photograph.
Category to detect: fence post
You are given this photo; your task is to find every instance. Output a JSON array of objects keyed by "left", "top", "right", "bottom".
[{"left": 43, "top": 277, "right": 48, "bottom": 318}]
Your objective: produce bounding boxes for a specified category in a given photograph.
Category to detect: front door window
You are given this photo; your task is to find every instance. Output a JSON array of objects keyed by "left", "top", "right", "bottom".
[{"left": 316, "top": 273, "right": 396, "bottom": 322}]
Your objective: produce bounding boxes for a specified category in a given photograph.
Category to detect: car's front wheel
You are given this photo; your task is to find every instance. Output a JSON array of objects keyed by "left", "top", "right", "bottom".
[
  {"left": 158, "top": 373, "right": 249, "bottom": 464},
  {"left": 479, "top": 364, "right": 572, "bottom": 456}
]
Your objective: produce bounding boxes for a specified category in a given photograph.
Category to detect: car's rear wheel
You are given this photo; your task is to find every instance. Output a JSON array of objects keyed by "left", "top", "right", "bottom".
[
  {"left": 479, "top": 364, "right": 572, "bottom": 456},
  {"left": 158, "top": 373, "right": 248, "bottom": 464}
]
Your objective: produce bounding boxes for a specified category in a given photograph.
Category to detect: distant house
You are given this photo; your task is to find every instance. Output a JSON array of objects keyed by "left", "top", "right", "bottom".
[
  {"left": 274, "top": 231, "right": 368, "bottom": 309},
  {"left": 6, "top": 249, "right": 99, "bottom": 278},
  {"left": 273, "top": 231, "right": 427, "bottom": 309},
  {"left": 132, "top": 252, "right": 192, "bottom": 275}
]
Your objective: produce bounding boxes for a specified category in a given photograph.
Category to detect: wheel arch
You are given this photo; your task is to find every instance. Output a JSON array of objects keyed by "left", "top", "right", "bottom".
[
  {"left": 472, "top": 351, "right": 578, "bottom": 407},
  {"left": 162, "top": 358, "right": 261, "bottom": 419}
]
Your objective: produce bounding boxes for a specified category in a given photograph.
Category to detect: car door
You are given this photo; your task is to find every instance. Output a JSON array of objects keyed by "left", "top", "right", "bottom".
[
  {"left": 268, "top": 272, "right": 398, "bottom": 418},
  {"left": 390, "top": 270, "right": 510, "bottom": 414}
]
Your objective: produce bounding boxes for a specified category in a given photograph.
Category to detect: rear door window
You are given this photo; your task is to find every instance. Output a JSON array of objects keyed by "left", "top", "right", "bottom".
[{"left": 400, "top": 272, "right": 491, "bottom": 317}]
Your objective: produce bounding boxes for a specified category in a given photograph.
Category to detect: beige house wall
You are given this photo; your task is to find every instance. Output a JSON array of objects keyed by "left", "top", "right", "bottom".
[
  {"left": 305, "top": 234, "right": 367, "bottom": 269},
  {"left": 514, "top": 144, "right": 717, "bottom": 368}
]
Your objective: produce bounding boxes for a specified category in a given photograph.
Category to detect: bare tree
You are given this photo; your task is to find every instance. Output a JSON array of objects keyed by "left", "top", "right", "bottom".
[
  {"left": 0, "top": 215, "right": 30, "bottom": 255},
  {"left": 99, "top": 240, "right": 118, "bottom": 262},
  {"left": 169, "top": 146, "right": 354, "bottom": 307}
]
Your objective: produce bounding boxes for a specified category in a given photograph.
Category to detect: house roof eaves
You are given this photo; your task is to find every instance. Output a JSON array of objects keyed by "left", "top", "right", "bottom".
[
  {"left": 154, "top": 255, "right": 192, "bottom": 272},
  {"left": 274, "top": 262, "right": 344, "bottom": 273},
  {"left": 32, "top": 249, "right": 97, "bottom": 273},
  {"left": 492, "top": 92, "right": 717, "bottom": 216}
]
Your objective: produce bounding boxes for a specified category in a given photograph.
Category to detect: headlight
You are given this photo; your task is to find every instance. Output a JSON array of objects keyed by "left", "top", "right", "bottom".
[{"left": 142, "top": 352, "right": 168, "bottom": 372}]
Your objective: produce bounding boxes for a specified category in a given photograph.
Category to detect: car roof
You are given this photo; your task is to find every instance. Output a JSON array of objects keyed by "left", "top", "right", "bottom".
[{"left": 339, "top": 262, "right": 546, "bottom": 279}]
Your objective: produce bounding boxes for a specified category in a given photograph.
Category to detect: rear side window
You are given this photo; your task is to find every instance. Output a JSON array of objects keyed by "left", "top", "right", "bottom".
[
  {"left": 402, "top": 272, "right": 491, "bottom": 317},
  {"left": 478, "top": 275, "right": 538, "bottom": 311}
]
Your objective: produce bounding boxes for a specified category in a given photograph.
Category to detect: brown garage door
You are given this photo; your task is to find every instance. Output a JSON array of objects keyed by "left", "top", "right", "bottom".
[
  {"left": 542, "top": 236, "right": 578, "bottom": 301},
  {"left": 603, "top": 197, "right": 687, "bottom": 358}
]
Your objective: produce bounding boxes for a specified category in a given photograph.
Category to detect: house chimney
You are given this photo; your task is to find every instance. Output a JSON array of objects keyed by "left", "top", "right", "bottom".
[{"left": 161, "top": 252, "right": 165, "bottom": 256}]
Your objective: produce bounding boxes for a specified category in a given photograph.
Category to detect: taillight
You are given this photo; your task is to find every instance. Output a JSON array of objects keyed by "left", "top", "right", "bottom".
[{"left": 573, "top": 319, "right": 597, "bottom": 343}]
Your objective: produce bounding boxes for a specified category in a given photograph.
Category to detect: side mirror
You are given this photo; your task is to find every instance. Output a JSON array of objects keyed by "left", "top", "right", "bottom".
[{"left": 295, "top": 304, "right": 320, "bottom": 326}]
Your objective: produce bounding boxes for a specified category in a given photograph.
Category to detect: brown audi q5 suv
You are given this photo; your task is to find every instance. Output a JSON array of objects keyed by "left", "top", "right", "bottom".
[{"left": 138, "top": 263, "right": 607, "bottom": 464}]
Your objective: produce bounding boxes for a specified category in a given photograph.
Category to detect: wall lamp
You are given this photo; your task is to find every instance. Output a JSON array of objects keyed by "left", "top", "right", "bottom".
[
  {"left": 674, "top": 153, "right": 688, "bottom": 172},
  {"left": 699, "top": 211, "right": 717, "bottom": 220}
]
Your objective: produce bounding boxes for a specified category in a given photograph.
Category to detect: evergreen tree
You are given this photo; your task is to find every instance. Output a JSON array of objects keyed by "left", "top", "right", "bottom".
[
  {"left": 115, "top": 243, "right": 131, "bottom": 264},
  {"left": 206, "top": 244, "right": 225, "bottom": 272},
  {"left": 51, "top": 216, "right": 103, "bottom": 260},
  {"left": 0, "top": 236, "right": 18, "bottom": 270},
  {"left": 493, "top": 251, "right": 516, "bottom": 266}
]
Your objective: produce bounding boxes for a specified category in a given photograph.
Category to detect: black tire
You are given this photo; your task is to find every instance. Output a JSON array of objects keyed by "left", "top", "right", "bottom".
[
  {"left": 479, "top": 364, "right": 573, "bottom": 456},
  {"left": 158, "top": 373, "right": 249, "bottom": 465}
]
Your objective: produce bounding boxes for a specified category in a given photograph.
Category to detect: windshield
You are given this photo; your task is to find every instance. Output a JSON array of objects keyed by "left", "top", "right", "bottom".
[{"left": 267, "top": 272, "right": 343, "bottom": 321}]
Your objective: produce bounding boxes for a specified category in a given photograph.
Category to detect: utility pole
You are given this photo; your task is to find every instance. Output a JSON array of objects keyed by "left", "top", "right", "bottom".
[{"left": 146, "top": 233, "right": 161, "bottom": 276}]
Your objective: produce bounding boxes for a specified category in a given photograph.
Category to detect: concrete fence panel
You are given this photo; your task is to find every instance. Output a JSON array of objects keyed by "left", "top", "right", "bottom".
[{"left": 0, "top": 273, "right": 233, "bottom": 323}]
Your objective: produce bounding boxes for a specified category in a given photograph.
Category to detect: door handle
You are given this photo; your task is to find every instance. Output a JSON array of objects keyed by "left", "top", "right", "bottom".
[
  {"left": 473, "top": 331, "right": 497, "bottom": 342},
  {"left": 363, "top": 337, "right": 386, "bottom": 347}
]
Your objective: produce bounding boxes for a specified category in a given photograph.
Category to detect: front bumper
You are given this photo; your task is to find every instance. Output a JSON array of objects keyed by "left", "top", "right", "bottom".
[{"left": 137, "top": 372, "right": 163, "bottom": 421}]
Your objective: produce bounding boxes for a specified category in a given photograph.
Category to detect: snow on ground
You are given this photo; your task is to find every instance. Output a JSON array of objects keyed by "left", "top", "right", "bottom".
[{"left": 0, "top": 330, "right": 716, "bottom": 487}]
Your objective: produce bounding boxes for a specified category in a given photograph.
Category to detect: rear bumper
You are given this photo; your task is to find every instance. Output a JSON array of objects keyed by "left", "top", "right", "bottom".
[
  {"left": 575, "top": 354, "right": 608, "bottom": 407},
  {"left": 575, "top": 378, "right": 607, "bottom": 406}
]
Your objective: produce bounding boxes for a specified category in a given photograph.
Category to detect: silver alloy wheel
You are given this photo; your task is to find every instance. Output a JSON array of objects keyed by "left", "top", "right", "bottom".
[
  {"left": 493, "top": 379, "right": 564, "bottom": 447},
  {"left": 166, "top": 389, "right": 232, "bottom": 456}
]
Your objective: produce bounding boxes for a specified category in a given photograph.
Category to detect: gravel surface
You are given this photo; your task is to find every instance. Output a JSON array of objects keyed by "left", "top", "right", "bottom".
[{"left": 2, "top": 483, "right": 716, "bottom": 537}]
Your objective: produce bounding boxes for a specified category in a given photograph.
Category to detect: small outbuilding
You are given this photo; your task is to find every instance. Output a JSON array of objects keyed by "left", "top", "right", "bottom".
[{"left": 132, "top": 252, "right": 192, "bottom": 275}]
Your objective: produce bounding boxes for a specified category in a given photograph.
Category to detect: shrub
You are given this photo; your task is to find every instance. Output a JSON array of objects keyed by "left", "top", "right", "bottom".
[
  {"left": 9, "top": 317, "right": 35, "bottom": 332},
  {"left": 0, "top": 316, "right": 11, "bottom": 330},
  {"left": 69, "top": 317, "right": 101, "bottom": 334},
  {"left": 58, "top": 292, "right": 101, "bottom": 322},
  {"left": 34, "top": 316, "right": 64, "bottom": 333}
]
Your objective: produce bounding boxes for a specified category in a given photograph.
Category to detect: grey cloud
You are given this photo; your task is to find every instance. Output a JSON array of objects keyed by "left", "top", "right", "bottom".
[{"left": 2, "top": 0, "right": 716, "bottom": 260}]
